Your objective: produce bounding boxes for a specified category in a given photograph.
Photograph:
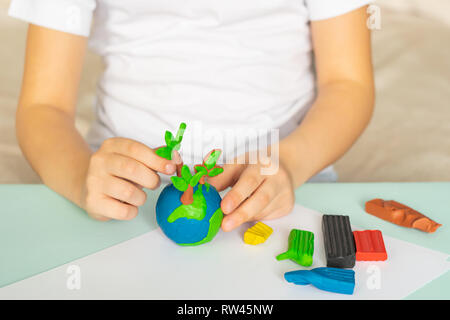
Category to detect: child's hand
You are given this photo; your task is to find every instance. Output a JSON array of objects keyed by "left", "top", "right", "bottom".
[
  {"left": 81, "top": 138, "right": 177, "bottom": 221},
  {"left": 208, "top": 156, "right": 295, "bottom": 231}
]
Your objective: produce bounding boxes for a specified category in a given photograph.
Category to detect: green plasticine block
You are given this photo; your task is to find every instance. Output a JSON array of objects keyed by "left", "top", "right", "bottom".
[{"left": 276, "top": 229, "right": 314, "bottom": 266}]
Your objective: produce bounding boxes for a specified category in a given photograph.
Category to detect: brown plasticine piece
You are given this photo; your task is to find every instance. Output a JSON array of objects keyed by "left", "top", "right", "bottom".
[{"left": 365, "top": 199, "right": 442, "bottom": 233}]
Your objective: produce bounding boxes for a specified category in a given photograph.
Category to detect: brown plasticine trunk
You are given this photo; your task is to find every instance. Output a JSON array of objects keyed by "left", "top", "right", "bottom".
[
  {"left": 176, "top": 162, "right": 183, "bottom": 177},
  {"left": 180, "top": 185, "right": 194, "bottom": 205}
]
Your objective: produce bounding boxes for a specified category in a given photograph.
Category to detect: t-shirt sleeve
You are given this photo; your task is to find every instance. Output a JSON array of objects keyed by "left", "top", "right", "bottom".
[
  {"left": 8, "top": 0, "right": 96, "bottom": 37},
  {"left": 305, "top": 0, "right": 372, "bottom": 21}
]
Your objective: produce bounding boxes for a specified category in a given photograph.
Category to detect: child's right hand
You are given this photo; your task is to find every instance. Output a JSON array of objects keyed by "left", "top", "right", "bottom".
[{"left": 80, "top": 137, "right": 177, "bottom": 221}]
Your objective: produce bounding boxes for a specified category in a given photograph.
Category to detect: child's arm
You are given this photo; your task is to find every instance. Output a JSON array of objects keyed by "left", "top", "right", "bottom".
[
  {"left": 280, "top": 6, "right": 375, "bottom": 187},
  {"left": 211, "top": 7, "right": 375, "bottom": 231},
  {"left": 16, "top": 25, "right": 176, "bottom": 221}
]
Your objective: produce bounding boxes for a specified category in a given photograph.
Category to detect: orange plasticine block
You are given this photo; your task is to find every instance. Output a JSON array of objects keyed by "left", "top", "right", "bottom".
[
  {"left": 365, "top": 199, "right": 442, "bottom": 233},
  {"left": 244, "top": 222, "right": 273, "bottom": 245}
]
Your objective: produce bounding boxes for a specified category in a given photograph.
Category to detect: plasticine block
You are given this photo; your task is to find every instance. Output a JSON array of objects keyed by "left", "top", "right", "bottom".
[
  {"left": 284, "top": 267, "right": 355, "bottom": 295},
  {"left": 276, "top": 229, "right": 314, "bottom": 266},
  {"left": 322, "top": 215, "right": 356, "bottom": 268},
  {"left": 353, "top": 230, "right": 388, "bottom": 261},
  {"left": 244, "top": 222, "right": 273, "bottom": 245},
  {"left": 365, "top": 199, "right": 442, "bottom": 233}
]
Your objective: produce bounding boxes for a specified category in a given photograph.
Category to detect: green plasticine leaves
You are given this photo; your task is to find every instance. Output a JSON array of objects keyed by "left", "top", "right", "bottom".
[
  {"left": 194, "top": 149, "right": 224, "bottom": 179},
  {"left": 171, "top": 165, "right": 207, "bottom": 191},
  {"left": 208, "top": 167, "right": 224, "bottom": 177},
  {"left": 181, "top": 165, "right": 192, "bottom": 182},
  {"left": 173, "top": 122, "right": 187, "bottom": 149},
  {"left": 156, "top": 146, "right": 172, "bottom": 160},
  {"left": 194, "top": 165, "right": 208, "bottom": 175},
  {"left": 156, "top": 122, "right": 186, "bottom": 160},
  {"left": 164, "top": 131, "right": 174, "bottom": 146},
  {"left": 190, "top": 171, "right": 204, "bottom": 187},
  {"left": 171, "top": 176, "right": 188, "bottom": 192},
  {"left": 204, "top": 149, "right": 221, "bottom": 170}
]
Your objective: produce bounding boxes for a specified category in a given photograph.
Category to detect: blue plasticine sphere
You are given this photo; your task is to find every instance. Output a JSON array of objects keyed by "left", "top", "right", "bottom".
[{"left": 155, "top": 184, "right": 223, "bottom": 246}]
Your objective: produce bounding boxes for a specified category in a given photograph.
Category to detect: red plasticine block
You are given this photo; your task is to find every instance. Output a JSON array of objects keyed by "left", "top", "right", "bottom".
[{"left": 353, "top": 230, "right": 388, "bottom": 261}]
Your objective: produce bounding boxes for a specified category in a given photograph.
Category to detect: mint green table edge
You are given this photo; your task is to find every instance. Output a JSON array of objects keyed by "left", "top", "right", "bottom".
[{"left": 0, "top": 182, "right": 448, "bottom": 299}]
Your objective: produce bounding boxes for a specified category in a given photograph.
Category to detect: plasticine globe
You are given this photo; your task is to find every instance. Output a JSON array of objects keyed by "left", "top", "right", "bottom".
[{"left": 155, "top": 184, "right": 223, "bottom": 246}]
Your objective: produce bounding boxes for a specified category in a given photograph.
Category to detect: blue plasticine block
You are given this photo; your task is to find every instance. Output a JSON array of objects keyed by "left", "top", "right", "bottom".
[{"left": 284, "top": 267, "right": 355, "bottom": 295}]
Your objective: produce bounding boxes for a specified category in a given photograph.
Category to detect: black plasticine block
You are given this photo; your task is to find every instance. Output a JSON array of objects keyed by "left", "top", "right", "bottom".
[{"left": 322, "top": 215, "right": 356, "bottom": 268}]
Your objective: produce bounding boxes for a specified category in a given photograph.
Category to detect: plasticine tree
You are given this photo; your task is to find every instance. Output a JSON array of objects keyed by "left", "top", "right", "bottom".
[
  {"left": 194, "top": 149, "right": 224, "bottom": 190},
  {"left": 171, "top": 150, "right": 224, "bottom": 205},
  {"left": 154, "top": 123, "right": 225, "bottom": 246}
]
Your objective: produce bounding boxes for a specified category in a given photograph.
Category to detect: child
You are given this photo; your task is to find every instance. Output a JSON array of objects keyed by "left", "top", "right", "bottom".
[{"left": 9, "top": 0, "right": 374, "bottom": 231}]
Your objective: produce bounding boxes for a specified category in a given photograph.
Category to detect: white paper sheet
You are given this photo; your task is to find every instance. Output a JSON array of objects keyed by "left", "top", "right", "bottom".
[{"left": 0, "top": 205, "right": 448, "bottom": 299}]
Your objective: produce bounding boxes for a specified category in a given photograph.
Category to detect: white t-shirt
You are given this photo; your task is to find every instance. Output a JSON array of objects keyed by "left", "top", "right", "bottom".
[{"left": 9, "top": 0, "right": 370, "bottom": 169}]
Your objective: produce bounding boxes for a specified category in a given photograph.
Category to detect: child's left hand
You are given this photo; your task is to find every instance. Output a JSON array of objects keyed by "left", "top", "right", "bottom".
[{"left": 208, "top": 155, "right": 295, "bottom": 232}]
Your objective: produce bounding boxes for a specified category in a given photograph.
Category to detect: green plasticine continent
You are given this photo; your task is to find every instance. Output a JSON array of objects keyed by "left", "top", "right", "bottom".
[
  {"left": 178, "top": 207, "right": 224, "bottom": 246},
  {"left": 167, "top": 186, "right": 207, "bottom": 222},
  {"left": 276, "top": 229, "right": 314, "bottom": 266}
]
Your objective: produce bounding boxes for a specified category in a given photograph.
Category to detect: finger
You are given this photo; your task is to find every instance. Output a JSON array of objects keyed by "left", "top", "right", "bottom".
[
  {"left": 154, "top": 146, "right": 183, "bottom": 165},
  {"left": 88, "top": 212, "right": 111, "bottom": 222},
  {"left": 104, "top": 153, "right": 161, "bottom": 189},
  {"left": 221, "top": 179, "right": 276, "bottom": 231},
  {"left": 199, "top": 149, "right": 227, "bottom": 191},
  {"left": 253, "top": 190, "right": 295, "bottom": 221},
  {"left": 207, "top": 163, "right": 243, "bottom": 191},
  {"left": 102, "top": 175, "right": 147, "bottom": 207},
  {"left": 103, "top": 138, "right": 176, "bottom": 175},
  {"left": 201, "top": 148, "right": 222, "bottom": 164},
  {"left": 220, "top": 167, "right": 265, "bottom": 214},
  {"left": 171, "top": 149, "right": 183, "bottom": 165},
  {"left": 90, "top": 195, "right": 139, "bottom": 221}
]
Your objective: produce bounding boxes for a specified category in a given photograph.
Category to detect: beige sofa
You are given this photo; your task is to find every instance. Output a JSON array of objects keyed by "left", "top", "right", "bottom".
[{"left": 0, "top": 1, "right": 449, "bottom": 183}]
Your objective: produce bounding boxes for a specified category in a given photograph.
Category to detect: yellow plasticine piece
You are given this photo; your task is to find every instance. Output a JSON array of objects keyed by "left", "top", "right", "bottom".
[{"left": 244, "top": 222, "right": 273, "bottom": 245}]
